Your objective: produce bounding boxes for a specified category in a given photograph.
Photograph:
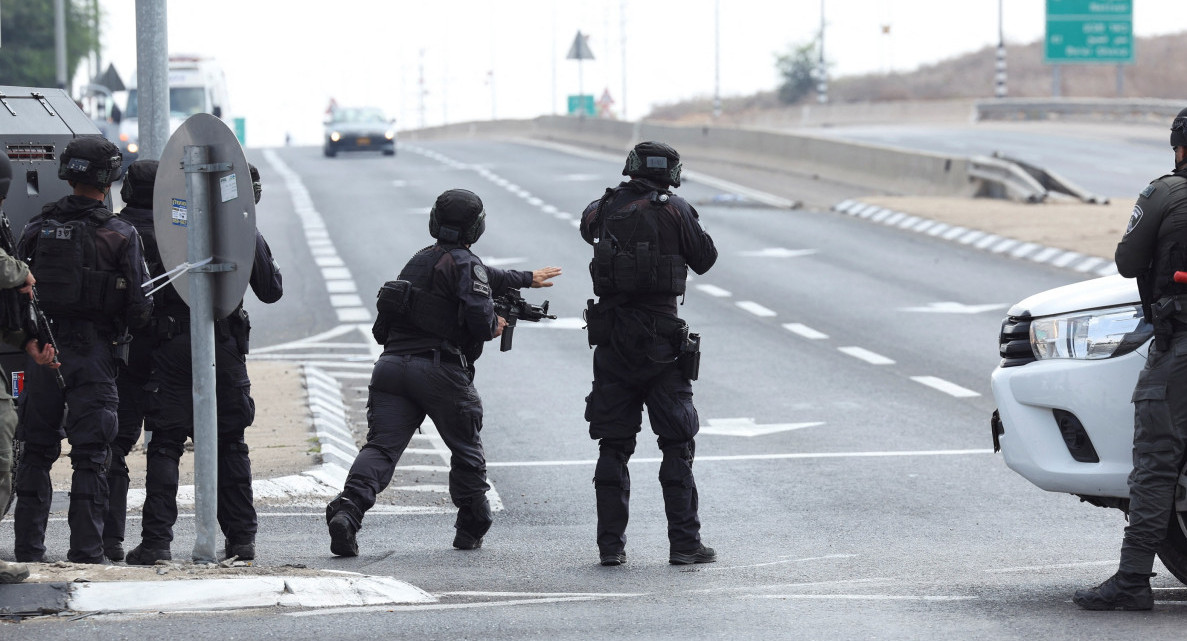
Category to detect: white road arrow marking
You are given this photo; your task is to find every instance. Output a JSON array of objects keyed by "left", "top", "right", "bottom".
[
  {"left": 739, "top": 248, "right": 818, "bottom": 258},
  {"left": 898, "top": 302, "right": 1008, "bottom": 314},
  {"left": 700, "top": 417, "right": 824, "bottom": 437}
]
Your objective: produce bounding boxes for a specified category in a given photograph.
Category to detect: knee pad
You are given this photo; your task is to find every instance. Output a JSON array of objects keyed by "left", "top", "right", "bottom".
[
  {"left": 146, "top": 438, "right": 184, "bottom": 463},
  {"left": 20, "top": 442, "right": 62, "bottom": 469},
  {"left": 218, "top": 438, "right": 250, "bottom": 456},
  {"left": 659, "top": 439, "right": 695, "bottom": 488},
  {"left": 594, "top": 438, "right": 634, "bottom": 489},
  {"left": 69, "top": 444, "right": 110, "bottom": 474}
]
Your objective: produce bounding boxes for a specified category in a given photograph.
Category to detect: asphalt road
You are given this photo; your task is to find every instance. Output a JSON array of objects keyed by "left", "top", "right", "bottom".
[{"left": 8, "top": 136, "right": 1187, "bottom": 639}]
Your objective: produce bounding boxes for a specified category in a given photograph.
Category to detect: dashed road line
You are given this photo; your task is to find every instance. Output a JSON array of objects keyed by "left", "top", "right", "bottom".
[
  {"left": 910, "top": 376, "right": 980, "bottom": 398},
  {"left": 782, "top": 323, "right": 828, "bottom": 340},
  {"left": 737, "top": 301, "right": 777, "bottom": 317},
  {"left": 838, "top": 346, "right": 895, "bottom": 365}
]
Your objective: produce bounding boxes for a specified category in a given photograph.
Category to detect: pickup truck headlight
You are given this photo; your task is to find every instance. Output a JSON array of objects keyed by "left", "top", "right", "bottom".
[{"left": 1030, "top": 304, "right": 1151, "bottom": 360}]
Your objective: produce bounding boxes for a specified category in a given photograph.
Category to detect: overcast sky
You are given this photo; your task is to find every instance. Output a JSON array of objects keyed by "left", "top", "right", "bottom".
[{"left": 94, "top": 0, "right": 1186, "bottom": 147}]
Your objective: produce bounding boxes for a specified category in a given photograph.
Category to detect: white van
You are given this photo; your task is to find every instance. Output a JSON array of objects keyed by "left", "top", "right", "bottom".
[{"left": 116, "top": 55, "right": 230, "bottom": 168}]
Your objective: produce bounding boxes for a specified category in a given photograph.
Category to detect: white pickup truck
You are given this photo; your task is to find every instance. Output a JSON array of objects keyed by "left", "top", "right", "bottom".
[{"left": 989, "top": 274, "right": 1187, "bottom": 581}]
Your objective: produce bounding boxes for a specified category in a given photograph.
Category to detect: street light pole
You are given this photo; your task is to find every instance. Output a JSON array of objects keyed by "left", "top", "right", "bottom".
[
  {"left": 817, "top": 0, "right": 828, "bottom": 104},
  {"left": 713, "top": 0, "right": 721, "bottom": 119},
  {"left": 995, "top": 0, "right": 1008, "bottom": 98}
]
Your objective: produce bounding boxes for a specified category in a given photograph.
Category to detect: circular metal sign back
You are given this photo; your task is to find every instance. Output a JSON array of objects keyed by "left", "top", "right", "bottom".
[{"left": 152, "top": 113, "right": 256, "bottom": 319}]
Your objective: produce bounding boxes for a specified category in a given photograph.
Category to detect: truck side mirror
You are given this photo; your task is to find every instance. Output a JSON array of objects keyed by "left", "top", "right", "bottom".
[{"left": 213, "top": 106, "right": 223, "bottom": 119}]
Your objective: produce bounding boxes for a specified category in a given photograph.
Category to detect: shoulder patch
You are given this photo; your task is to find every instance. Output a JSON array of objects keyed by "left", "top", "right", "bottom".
[
  {"left": 1126, "top": 205, "right": 1144, "bottom": 235},
  {"left": 1141, "top": 184, "right": 1157, "bottom": 198},
  {"left": 472, "top": 264, "right": 488, "bottom": 284}
]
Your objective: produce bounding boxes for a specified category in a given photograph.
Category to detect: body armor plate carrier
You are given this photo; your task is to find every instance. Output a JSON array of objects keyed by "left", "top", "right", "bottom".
[{"left": 590, "top": 190, "right": 687, "bottom": 297}]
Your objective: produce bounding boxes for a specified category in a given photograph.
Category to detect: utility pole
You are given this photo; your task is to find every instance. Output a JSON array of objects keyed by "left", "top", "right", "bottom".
[
  {"left": 135, "top": 0, "right": 168, "bottom": 160},
  {"left": 995, "top": 0, "right": 1008, "bottom": 98},
  {"left": 816, "top": 0, "right": 828, "bottom": 104},
  {"left": 713, "top": 0, "right": 721, "bottom": 119},
  {"left": 54, "top": 0, "right": 67, "bottom": 90}
]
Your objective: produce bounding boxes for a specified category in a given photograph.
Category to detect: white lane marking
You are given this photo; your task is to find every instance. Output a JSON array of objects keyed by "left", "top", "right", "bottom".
[
  {"left": 747, "top": 595, "right": 976, "bottom": 602},
  {"left": 898, "top": 302, "right": 1008, "bottom": 314},
  {"left": 438, "top": 591, "right": 644, "bottom": 598},
  {"left": 911, "top": 376, "right": 980, "bottom": 398},
  {"left": 485, "top": 449, "right": 994, "bottom": 467},
  {"left": 838, "top": 346, "right": 895, "bottom": 365},
  {"left": 985, "top": 560, "right": 1116, "bottom": 573},
  {"left": 783, "top": 323, "right": 828, "bottom": 340},
  {"left": 738, "top": 248, "right": 817, "bottom": 258},
  {"left": 1051, "top": 251, "right": 1083, "bottom": 268},
  {"left": 696, "top": 284, "right": 732, "bottom": 297},
  {"left": 700, "top": 417, "right": 823, "bottom": 437},
  {"left": 287, "top": 596, "right": 623, "bottom": 617},
  {"left": 688, "top": 577, "right": 888, "bottom": 594},
  {"left": 329, "top": 294, "right": 364, "bottom": 308},
  {"left": 326, "top": 280, "right": 357, "bottom": 294},
  {"left": 702, "top": 554, "right": 857, "bottom": 572},
  {"left": 737, "top": 301, "right": 777, "bottom": 317}
]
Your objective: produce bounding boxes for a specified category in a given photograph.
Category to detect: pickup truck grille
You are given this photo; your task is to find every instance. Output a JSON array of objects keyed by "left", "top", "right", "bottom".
[{"left": 999, "top": 315, "right": 1035, "bottom": 367}]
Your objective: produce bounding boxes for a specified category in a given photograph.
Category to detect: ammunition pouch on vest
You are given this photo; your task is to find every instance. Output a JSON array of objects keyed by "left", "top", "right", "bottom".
[
  {"left": 372, "top": 279, "right": 464, "bottom": 346},
  {"left": 32, "top": 212, "right": 125, "bottom": 322},
  {"left": 589, "top": 191, "right": 687, "bottom": 297}
]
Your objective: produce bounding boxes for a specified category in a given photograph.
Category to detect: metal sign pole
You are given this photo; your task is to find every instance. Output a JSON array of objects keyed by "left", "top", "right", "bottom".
[{"left": 183, "top": 144, "right": 219, "bottom": 564}]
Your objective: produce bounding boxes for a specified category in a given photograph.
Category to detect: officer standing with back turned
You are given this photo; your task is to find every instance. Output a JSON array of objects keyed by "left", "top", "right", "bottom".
[
  {"left": 125, "top": 164, "right": 282, "bottom": 565},
  {"left": 12, "top": 136, "right": 152, "bottom": 564},
  {"left": 1075, "top": 107, "right": 1187, "bottom": 610},
  {"left": 580, "top": 141, "right": 718, "bottom": 567}
]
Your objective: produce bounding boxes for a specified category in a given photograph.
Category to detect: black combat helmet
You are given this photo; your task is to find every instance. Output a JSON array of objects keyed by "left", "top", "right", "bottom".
[
  {"left": 1172, "top": 107, "right": 1187, "bottom": 148},
  {"left": 249, "top": 163, "right": 262, "bottom": 204},
  {"left": 622, "top": 141, "right": 682, "bottom": 187},
  {"left": 0, "top": 151, "right": 11, "bottom": 201},
  {"left": 119, "top": 159, "right": 159, "bottom": 208},
  {"left": 59, "top": 135, "right": 123, "bottom": 188},
  {"left": 429, "top": 188, "right": 486, "bottom": 244}
]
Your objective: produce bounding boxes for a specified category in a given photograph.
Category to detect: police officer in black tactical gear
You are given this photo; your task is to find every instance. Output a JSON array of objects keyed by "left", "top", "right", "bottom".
[
  {"left": 1074, "top": 108, "right": 1187, "bottom": 610},
  {"left": 12, "top": 136, "right": 153, "bottom": 564},
  {"left": 580, "top": 141, "right": 718, "bottom": 567},
  {"left": 101, "top": 159, "right": 163, "bottom": 562},
  {"left": 125, "top": 164, "right": 283, "bottom": 566},
  {"left": 325, "top": 188, "right": 560, "bottom": 557}
]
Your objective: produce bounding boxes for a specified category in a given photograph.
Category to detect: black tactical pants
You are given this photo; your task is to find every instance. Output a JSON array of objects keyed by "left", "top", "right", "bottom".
[
  {"left": 1121, "top": 332, "right": 1187, "bottom": 574},
  {"left": 338, "top": 353, "right": 490, "bottom": 537},
  {"left": 585, "top": 336, "right": 702, "bottom": 554},
  {"left": 105, "top": 336, "right": 156, "bottom": 550},
  {"left": 138, "top": 331, "right": 257, "bottom": 550},
  {"left": 14, "top": 323, "right": 118, "bottom": 562}
]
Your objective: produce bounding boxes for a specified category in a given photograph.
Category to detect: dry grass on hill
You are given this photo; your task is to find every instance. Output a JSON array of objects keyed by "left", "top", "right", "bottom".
[{"left": 647, "top": 31, "right": 1187, "bottom": 122}]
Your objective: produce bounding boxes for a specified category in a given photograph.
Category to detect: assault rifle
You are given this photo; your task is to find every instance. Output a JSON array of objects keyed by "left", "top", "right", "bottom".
[
  {"left": 0, "top": 212, "right": 65, "bottom": 389},
  {"left": 492, "top": 289, "right": 556, "bottom": 352}
]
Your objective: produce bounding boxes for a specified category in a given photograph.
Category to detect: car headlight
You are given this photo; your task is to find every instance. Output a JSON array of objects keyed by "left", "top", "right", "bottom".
[
  {"left": 330, "top": 131, "right": 341, "bottom": 142},
  {"left": 1030, "top": 304, "right": 1152, "bottom": 360},
  {"left": 384, "top": 130, "right": 395, "bottom": 140}
]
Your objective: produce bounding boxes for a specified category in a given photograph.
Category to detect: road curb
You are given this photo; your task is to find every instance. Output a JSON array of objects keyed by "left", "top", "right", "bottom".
[{"left": 831, "top": 199, "right": 1119, "bottom": 277}]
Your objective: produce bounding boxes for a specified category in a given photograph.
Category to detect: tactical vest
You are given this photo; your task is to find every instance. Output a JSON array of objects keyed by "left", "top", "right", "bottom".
[
  {"left": 32, "top": 210, "right": 126, "bottom": 321},
  {"left": 373, "top": 245, "right": 466, "bottom": 345},
  {"left": 1152, "top": 173, "right": 1187, "bottom": 299},
  {"left": 589, "top": 189, "right": 687, "bottom": 297}
]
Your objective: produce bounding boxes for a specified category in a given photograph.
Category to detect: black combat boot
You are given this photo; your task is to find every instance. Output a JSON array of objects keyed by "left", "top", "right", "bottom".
[
  {"left": 1073, "top": 571, "right": 1155, "bottom": 610},
  {"left": 453, "top": 495, "right": 492, "bottom": 551},
  {"left": 224, "top": 541, "right": 256, "bottom": 561},
  {"left": 326, "top": 493, "right": 363, "bottom": 557},
  {"left": 669, "top": 543, "right": 717, "bottom": 565},
  {"left": 125, "top": 544, "right": 172, "bottom": 566},
  {"left": 600, "top": 550, "right": 627, "bottom": 566}
]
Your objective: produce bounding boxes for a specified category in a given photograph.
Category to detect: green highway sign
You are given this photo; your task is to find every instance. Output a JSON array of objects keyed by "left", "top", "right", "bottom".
[
  {"left": 1045, "top": 0, "right": 1133, "bottom": 64},
  {"left": 567, "top": 94, "right": 595, "bottom": 117}
]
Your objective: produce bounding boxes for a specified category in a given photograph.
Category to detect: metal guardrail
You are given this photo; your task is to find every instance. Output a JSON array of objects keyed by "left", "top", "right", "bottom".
[
  {"left": 968, "top": 155, "right": 1049, "bottom": 203},
  {"left": 975, "top": 98, "right": 1183, "bottom": 123}
]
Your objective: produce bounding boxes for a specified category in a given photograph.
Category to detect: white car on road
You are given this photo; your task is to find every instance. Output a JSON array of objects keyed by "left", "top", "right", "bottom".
[{"left": 989, "top": 274, "right": 1187, "bottom": 581}]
